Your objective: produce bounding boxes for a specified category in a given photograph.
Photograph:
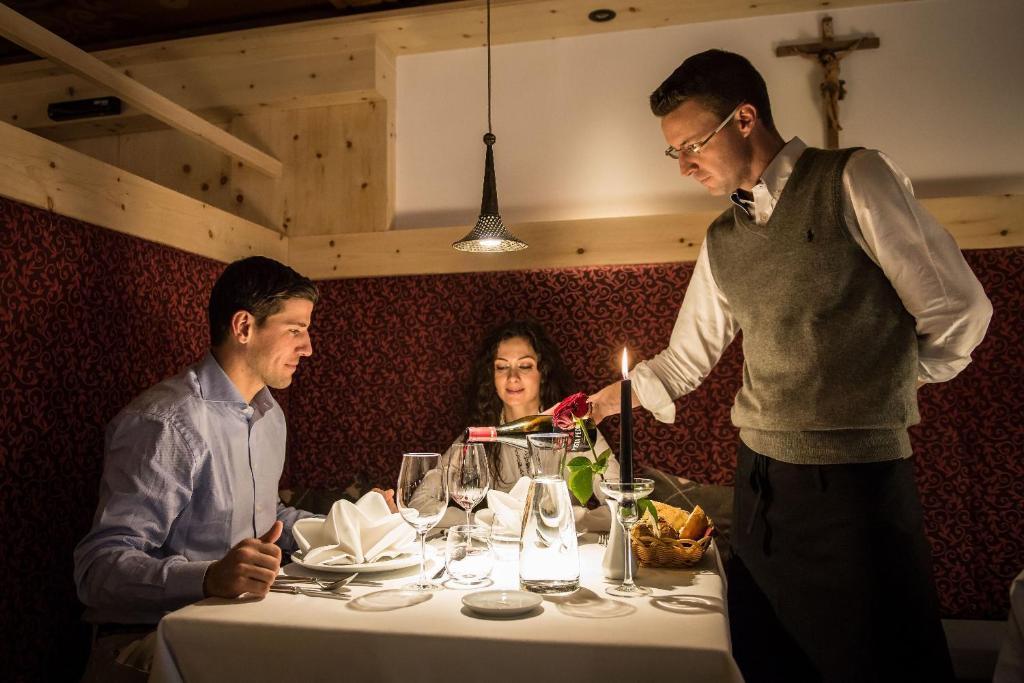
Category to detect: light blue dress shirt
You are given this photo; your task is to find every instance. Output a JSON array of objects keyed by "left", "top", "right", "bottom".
[{"left": 73, "top": 352, "right": 314, "bottom": 624}]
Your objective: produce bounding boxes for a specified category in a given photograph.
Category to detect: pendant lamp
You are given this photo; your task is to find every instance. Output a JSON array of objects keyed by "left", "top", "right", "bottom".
[{"left": 452, "top": 0, "right": 527, "bottom": 253}]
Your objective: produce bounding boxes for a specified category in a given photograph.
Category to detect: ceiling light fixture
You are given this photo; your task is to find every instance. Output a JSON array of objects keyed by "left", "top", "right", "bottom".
[
  {"left": 452, "top": 0, "right": 527, "bottom": 253},
  {"left": 588, "top": 9, "right": 617, "bottom": 23}
]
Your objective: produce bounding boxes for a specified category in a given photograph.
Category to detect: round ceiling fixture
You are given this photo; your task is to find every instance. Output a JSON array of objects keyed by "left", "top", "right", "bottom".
[{"left": 588, "top": 9, "right": 617, "bottom": 23}]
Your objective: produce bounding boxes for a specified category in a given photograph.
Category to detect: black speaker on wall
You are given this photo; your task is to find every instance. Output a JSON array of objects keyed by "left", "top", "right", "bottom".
[{"left": 47, "top": 96, "right": 122, "bottom": 121}]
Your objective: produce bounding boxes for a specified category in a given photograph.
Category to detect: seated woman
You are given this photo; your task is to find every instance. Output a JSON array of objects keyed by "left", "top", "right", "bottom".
[{"left": 456, "top": 319, "right": 619, "bottom": 501}]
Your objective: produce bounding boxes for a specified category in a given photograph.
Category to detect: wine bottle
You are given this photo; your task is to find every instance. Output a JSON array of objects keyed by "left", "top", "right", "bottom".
[{"left": 465, "top": 413, "right": 597, "bottom": 452}]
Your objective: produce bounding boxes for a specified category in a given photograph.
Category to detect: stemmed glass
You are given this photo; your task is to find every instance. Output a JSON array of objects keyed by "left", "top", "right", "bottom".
[
  {"left": 598, "top": 478, "right": 655, "bottom": 597},
  {"left": 396, "top": 452, "right": 449, "bottom": 591},
  {"left": 447, "top": 442, "right": 491, "bottom": 525}
]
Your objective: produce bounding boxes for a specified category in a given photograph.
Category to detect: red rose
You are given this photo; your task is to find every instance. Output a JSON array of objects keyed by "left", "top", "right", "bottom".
[{"left": 552, "top": 392, "right": 590, "bottom": 430}]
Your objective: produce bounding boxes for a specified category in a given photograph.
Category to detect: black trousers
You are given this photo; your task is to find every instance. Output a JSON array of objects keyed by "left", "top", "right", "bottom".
[{"left": 727, "top": 442, "right": 954, "bottom": 683}]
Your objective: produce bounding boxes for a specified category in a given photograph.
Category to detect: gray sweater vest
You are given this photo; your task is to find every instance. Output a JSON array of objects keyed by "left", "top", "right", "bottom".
[{"left": 706, "top": 147, "right": 919, "bottom": 464}]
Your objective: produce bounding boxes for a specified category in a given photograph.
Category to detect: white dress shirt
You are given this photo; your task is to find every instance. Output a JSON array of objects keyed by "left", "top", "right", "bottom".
[{"left": 632, "top": 138, "right": 993, "bottom": 423}]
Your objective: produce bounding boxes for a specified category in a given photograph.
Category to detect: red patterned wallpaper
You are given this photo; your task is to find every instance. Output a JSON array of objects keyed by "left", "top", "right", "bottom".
[
  {"left": 0, "top": 197, "right": 223, "bottom": 681},
  {"left": 1, "top": 194, "right": 1021, "bottom": 680}
]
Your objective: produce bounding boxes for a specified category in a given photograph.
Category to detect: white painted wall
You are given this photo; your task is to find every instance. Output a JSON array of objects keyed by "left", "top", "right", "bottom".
[{"left": 395, "top": 0, "right": 1024, "bottom": 230}]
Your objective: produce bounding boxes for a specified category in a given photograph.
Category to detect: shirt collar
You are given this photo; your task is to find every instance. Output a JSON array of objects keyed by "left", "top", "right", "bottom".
[
  {"left": 195, "top": 352, "right": 273, "bottom": 414},
  {"left": 730, "top": 137, "right": 807, "bottom": 215}
]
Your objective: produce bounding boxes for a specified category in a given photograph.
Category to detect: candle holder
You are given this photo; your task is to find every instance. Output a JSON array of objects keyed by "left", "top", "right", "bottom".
[{"left": 598, "top": 478, "right": 654, "bottom": 597}]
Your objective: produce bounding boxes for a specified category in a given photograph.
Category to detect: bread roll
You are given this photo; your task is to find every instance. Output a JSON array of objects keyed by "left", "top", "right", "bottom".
[
  {"left": 653, "top": 501, "right": 690, "bottom": 531},
  {"left": 679, "top": 504, "right": 708, "bottom": 540}
]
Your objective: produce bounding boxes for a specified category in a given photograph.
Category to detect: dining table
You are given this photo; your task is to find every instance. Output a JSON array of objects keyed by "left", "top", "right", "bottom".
[{"left": 149, "top": 533, "right": 743, "bottom": 682}]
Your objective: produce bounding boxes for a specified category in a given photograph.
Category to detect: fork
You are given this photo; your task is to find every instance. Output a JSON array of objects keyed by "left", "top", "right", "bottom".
[
  {"left": 270, "top": 572, "right": 360, "bottom": 597},
  {"left": 268, "top": 585, "right": 350, "bottom": 600},
  {"left": 275, "top": 572, "right": 382, "bottom": 588},
  {"left": 318, "top": 572, "right": 363, "bottom": 592},
  {"left": 273, "top": 576, "right": 350, "bottom": 591},
  {"left": 597, "top": 533, "right": 610, "bottom": 547}
]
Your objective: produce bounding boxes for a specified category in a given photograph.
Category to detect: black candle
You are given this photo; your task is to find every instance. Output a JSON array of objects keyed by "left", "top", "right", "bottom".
[{"left": 620, "top": 348, "right": 633, "bottom": 484}]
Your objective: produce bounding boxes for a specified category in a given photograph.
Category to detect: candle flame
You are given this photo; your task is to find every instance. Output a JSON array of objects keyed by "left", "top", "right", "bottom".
[{"left": 621, "top": 347, "right": 629, "bottom": 380}]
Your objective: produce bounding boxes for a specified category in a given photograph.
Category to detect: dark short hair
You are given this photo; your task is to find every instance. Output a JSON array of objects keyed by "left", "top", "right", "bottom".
[
  {"left": 208, "top": 256, "right": 319, "bottom": 347},
  {"left": 650, "top": 49, "right": 775, "bottom": 130}
]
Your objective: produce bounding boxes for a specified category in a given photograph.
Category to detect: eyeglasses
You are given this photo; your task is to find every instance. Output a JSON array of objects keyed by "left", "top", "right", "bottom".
[{"left": 664, "top": 104, "right": 742, "bottom": 160}]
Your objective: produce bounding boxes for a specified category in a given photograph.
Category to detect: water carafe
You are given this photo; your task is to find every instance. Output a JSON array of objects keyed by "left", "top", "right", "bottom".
[{"left": 518, "top": 433, "right": 580, "bottom": 594}]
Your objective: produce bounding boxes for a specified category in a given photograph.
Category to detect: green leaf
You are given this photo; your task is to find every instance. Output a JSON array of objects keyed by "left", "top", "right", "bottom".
[
  {"left": 636, "top": 499, "right": 659, "bottom": 526},
  {"left": 567, "top": 466, "right": 594, "bottom": 506},
  {"left": 593, "top": 449, "right": 611, "bottom": 474},
  {"left": 566, "top": 456, "right": 593, "bottom": 470}
]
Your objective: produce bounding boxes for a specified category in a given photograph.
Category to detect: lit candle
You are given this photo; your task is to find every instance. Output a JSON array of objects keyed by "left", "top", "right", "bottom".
[{"left": 620, "top": 347, "right": 633, "bottom": 484}]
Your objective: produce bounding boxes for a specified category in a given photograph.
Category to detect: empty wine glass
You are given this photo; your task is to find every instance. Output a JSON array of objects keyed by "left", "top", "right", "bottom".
[
  {"left": 598, "top": 478, "right": 654, "bottom": 597},
  {"left": 397, "top": 452, "right": 448, "bottom": 591},
  {"left": 447, "top": 442, "right": 491, "bottom": 525}
]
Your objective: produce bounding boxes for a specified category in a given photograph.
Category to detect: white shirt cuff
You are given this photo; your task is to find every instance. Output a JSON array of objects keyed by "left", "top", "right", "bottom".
[
  {"left": 630, "top": 362, "right": 676, "bottom": 423},
  {"left": 918, "top": 357, "right": 972, "bottom": 384}
]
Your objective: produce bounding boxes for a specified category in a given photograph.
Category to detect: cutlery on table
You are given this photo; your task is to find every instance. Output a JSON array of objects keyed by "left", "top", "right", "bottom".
[
  {"left": 268, "top": 585, "right": 350, "bottom": 600},
  {"left": 274, "top": 572, "right": 382, "bottom": 589}
]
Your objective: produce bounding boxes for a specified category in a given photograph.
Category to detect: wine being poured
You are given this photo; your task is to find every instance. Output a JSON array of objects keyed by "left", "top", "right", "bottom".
[{"left": 465, "top": 412, "right": 598, "bottom": 452}]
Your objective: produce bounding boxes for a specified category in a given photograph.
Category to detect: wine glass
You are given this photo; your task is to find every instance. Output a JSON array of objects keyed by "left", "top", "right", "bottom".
[
  {"left": 447, "top": 443, "right": 491, "bottom": 525},
  {"left": 396, "top": 452, "right": 448, "bottom": 591},
  {"left": 598, "top": 478, "right": 655, "bottom": 597}
]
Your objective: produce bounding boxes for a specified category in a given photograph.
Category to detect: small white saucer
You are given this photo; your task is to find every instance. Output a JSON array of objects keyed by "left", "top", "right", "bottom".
[{"left": 462, "top": 590, "right": 543, "bottom": 617}]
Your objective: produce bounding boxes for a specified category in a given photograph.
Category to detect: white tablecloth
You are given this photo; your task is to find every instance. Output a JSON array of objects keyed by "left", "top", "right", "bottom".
[{"left": 150, "top": 536, "right": 742, "bottom": 683}]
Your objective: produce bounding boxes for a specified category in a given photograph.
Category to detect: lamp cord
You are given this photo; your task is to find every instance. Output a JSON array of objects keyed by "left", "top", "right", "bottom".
[{"left": 487, "top": 0, "right": 492, "bottom": 135}]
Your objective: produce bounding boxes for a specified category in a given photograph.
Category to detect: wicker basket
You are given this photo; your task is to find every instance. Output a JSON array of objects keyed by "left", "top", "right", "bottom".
[{"left": 630, "top": 513, "right": 715, "bottom": 569}]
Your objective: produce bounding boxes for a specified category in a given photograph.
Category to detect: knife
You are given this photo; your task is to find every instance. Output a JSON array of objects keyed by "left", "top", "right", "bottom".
[{"left": 269, "top": 586, "right": 350, "bottom": 600}]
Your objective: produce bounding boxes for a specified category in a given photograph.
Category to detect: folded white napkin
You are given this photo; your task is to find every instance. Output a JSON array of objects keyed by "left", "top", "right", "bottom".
[
  {"left": 478, "top": 477, "right": 594, "bottom": 537},
  {"left": 483, "top": 476, "right": 532, "bottom": 537},
  {"left": 292, "top": 491, "right": 416, "bottom": 566}
]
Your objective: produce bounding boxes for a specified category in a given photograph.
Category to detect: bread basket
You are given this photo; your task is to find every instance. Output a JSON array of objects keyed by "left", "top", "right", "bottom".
[{"left": 629, "top": 502, "right": 714, "bottom": 569}]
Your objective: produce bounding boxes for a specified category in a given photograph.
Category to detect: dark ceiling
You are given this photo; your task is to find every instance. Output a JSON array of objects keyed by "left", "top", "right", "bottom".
[{"left": 0, "top": 0, "right": 461, "bottom": 65}]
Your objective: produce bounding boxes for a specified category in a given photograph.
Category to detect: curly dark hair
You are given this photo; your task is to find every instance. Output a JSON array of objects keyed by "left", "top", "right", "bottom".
[{"left": 463, "top": 320, "right": 577, "bottom": 486}]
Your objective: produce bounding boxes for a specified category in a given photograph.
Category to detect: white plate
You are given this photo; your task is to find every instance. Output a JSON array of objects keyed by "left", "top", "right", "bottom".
[
  {"left": 290, "top": 545, "right": 434, "bottom": 574},
  {"left": 462, "top": 590, "right": 543, "bottom": 616}
]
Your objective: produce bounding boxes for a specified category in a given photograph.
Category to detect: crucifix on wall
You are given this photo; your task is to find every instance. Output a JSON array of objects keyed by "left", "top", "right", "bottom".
[{"left": 776, "top": 16, "right": 880, "bottom": 149}]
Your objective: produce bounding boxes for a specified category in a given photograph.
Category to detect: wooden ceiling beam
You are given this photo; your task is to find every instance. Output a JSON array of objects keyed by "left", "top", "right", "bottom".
[
  {"left": 0, "top": 119, "right": 286, "bottom": 263},
  {"left": 0, "top": 30, "right": 387, "bottom": 141},
  {"left": 0, "top": 3, "right": 283, "bottom": 177},
  {"left": 289, "top": 194, "right": 1024, "bottom": 279}
]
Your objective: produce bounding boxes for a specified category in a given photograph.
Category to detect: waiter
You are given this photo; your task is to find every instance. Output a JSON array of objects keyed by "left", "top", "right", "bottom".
[{"left": 588, "top": 49, "right": 992, "bottom": 682}]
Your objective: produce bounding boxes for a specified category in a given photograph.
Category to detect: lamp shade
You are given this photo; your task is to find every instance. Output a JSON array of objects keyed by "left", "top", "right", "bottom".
[{"left": 453, "top": 133, "right": 527, "bottom": 252}]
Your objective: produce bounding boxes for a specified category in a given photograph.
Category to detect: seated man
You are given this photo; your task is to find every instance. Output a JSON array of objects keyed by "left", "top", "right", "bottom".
[{"left": 74, "top": 256, "right": 320, "bottom": 680}]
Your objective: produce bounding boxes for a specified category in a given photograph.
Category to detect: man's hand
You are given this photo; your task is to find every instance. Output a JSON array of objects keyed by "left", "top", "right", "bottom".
[
  {"left": 587, "top": 381, "right": 623, "bottom": 425},
  {"left": 372, "top": 487, "right": 398, "bottom": 513},
  {"left": 203, "top": 520, "right": 283, "bottom": 599}
]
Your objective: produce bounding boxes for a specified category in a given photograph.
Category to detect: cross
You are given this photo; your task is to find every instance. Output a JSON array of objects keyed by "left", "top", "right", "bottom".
[{"left": 776, "top": 16, "right": 880, "bottom": 149}]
